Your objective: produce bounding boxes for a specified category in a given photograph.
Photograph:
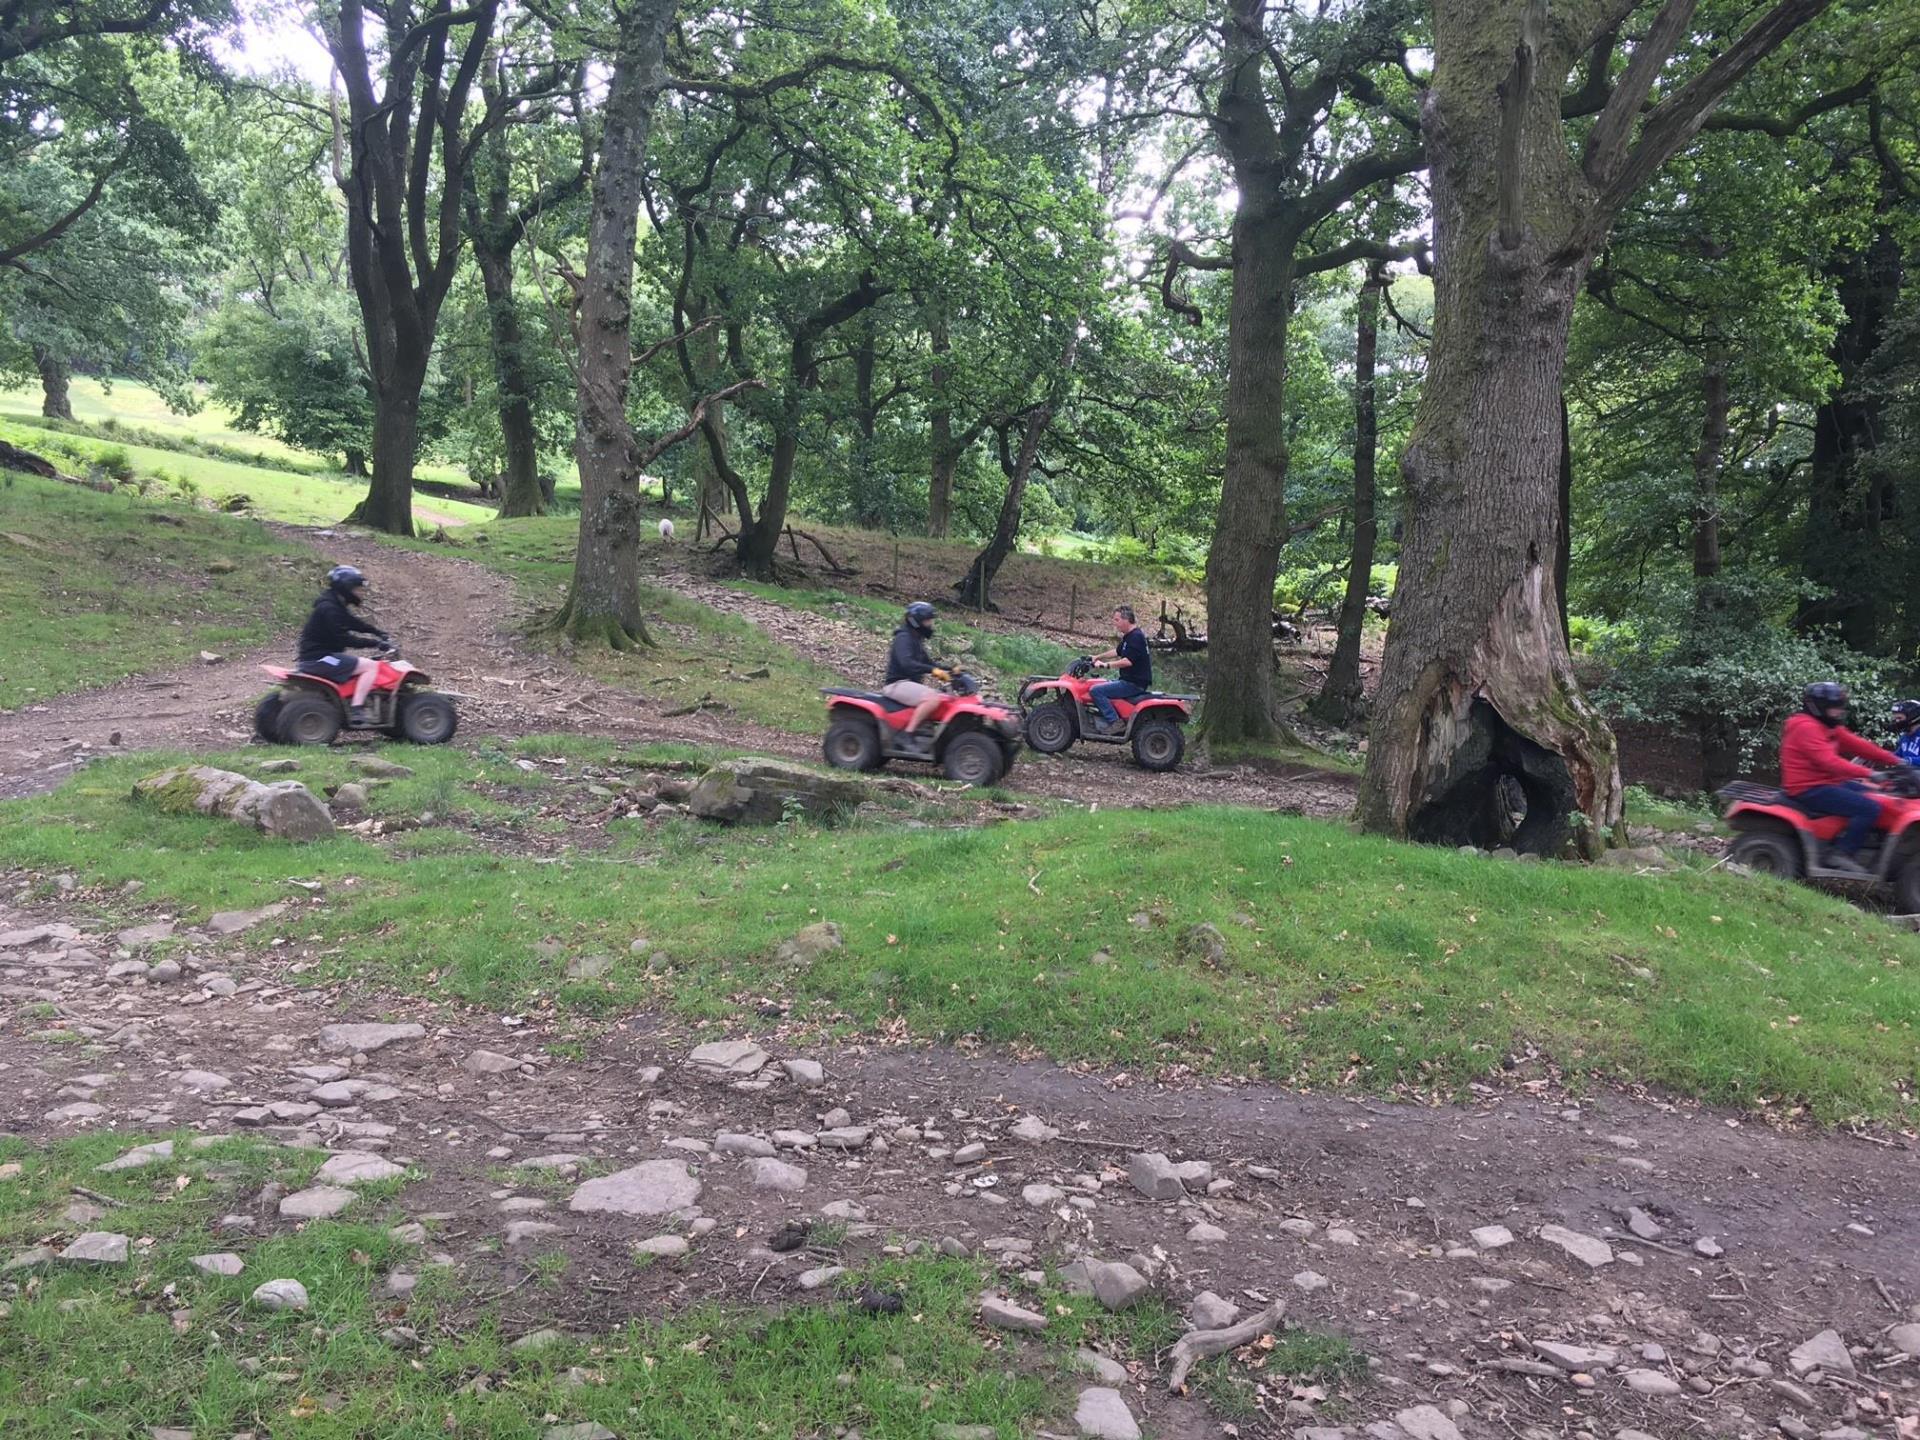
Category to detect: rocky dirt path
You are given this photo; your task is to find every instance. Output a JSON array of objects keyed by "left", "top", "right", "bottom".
[
  {"left": 3, "top": 893, "right": 1916, "bottom": 1440},
  {"left": 0, "top": 528, "right": 1359, "bottom": 817}
]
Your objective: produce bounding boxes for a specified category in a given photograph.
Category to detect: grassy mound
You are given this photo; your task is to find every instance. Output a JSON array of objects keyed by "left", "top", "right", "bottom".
[
  {"left": 0, "top": 472, "right": 316, "bottom": 707},
  {"left": 5, "top": 737, "right": 1916, "bottom": 1123}
]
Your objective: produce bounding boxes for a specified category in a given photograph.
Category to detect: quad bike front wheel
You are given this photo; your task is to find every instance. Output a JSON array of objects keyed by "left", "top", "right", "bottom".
[
  {"left": 1023, "top": 701, "right": 1076, "bottom": 754},
  {"left": 1131, "top": 716, "right": 1185, "bottom": 772},
  {"left": 399, "top": 690, "right": 458, "bottom": 745},
  {"left": 824, "top": 716, "right": 883, "bottom": 772},
  {"left": 253, "top": 691, "right": 284, "bottom": 744},
  {"left": 276, "top": 693, "right": 343, "bottom": 747},
  {"left": 942, "top": 730, "right": 1005, "bottom": 787},
  {"left": 1729, "top": 829, "right": 1803, "bottom": 879}
]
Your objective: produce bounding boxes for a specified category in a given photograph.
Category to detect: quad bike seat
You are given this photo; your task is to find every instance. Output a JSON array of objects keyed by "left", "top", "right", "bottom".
[{"left": 825, "top": 688, "right": 912, "bottom": 714}]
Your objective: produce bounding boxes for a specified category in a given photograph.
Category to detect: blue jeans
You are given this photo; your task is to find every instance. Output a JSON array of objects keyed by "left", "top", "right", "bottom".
[
  {"left": 1795, "top": 782, "right": 1881, "bottom": 854},
  {"left": 1091, "top": 680, "right": 1146, "bottom": 727}
]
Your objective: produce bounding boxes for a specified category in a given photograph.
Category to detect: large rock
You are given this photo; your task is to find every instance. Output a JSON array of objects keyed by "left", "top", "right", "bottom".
[
  {"left": 568, "top": 1160, "right": 702, "bottom": 1216},
  {"left": 1788, "top": 1329, "right": 1854, "bottom": 1376},
  {"left": 1127, "top": 1152, "right": 1184, "bottom": 1201},
  {"left": 251, "top": 1278, "right": 310, "bottom": 1311},
  {"left": 314, "top": 1152, "right": 406, "bottom": 1186},
  {"left": 774, "top": 922, "right": 844, "bottom": 967},
  {"left": 317, "top": 1022, "right": 425, "bottom": 1054},
  {"left": 686, "top": 757, "right": 868, "bottom": 825},
  {"left": 207, "top": 903, "right": 289, "bottom": 936},
  {"left": 1074, "top": 1387, "right": 1142, "bottom": 1440},
  {"left": 60, "top": 1232, "right": 130, "bottom": 1265},
  {"left": 134, "top": 766, "right": 333, "bottom": 842},
  {"left": 1539, "top": 1223, "right": 1614, "bottom": 1269},
  {"left": 280, "top": 1186, "right": 357, "bottom": 1220},
  {"left": 97, "top": 1140, "right": 174, "bottom": 1173}
]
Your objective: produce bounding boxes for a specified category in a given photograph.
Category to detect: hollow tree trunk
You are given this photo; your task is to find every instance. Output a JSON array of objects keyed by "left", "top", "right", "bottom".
[
  {"left": 1314, "top": 270, "right": 1384, "bottom": 727},
  {"left": 474, "top": 238, "right": 545, "bottom": 518},
  {"left": 34, "top": 347, "right": 73, "bottom": 420},
  {"left": 1686, "top": 350, "right": 1739, "bottom": 791},
  {"left": 927, "top": 312, "right": 956, "bottom": 538},
  {"left": 549, "top": 0, "right": 674, "bottom": 647},
  {"left": 1357, "top": 2, "right": 1623, "bottom": 858},
  {"left": 1198, "top": 198, "right": 1296, "bottom": 743}
]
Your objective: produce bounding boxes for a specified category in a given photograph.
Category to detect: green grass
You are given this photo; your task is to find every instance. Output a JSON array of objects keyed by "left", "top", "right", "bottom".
[
  {"left": 2, "top": 417, "right": 495, "bottom": 529},
  {"left": 5, "top": 737, "right": 1918, "bottom": 1123},
  {"left": 0, "top": 471, "right": 319, "bottom": 708},
  {"left": 0, "top": 1132, "right": 1110, "bottom": 1439}
]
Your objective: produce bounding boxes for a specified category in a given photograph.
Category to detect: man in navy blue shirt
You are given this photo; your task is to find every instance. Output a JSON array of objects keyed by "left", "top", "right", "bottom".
[{"left": 1089, "top": 605, "right": 1152, "bottom": 732}]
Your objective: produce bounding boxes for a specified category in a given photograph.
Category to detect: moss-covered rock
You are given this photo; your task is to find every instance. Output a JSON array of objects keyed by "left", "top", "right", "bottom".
[{"left": 134, "top": 765, "right": 334, "bottom": 842}]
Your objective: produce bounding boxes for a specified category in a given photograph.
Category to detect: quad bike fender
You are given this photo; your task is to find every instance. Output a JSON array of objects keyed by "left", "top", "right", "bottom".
[
  {"left": 1126, "top": 696, "right": 1192, "bottom": 722},
  {"left": 826, "top": 696, "right": 890, "bottom": 724},
  {"left": 277, "top": 673, "right": 347, "bottom": 704},
  {"left": 1017, "top": 677, "right": 1077, "bottom": 708}
]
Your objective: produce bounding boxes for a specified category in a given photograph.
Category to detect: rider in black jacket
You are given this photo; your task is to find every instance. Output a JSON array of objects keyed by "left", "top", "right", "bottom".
[
  {"left": 296, "top": 566, "right": 389, "bottom": 723},
  {"left": 882, "top": 601, "right": 950, "bottom": 750}
]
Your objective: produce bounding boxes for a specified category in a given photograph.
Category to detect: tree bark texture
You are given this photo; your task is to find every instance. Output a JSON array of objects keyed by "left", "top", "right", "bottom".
[
  {"left": 327, "top": 0, "right": 500, "bottom": 536},
  {"left": 733, "top": 274, "right": 887, "bottom": 581},
  {"left": 34, "top": 346, "right": 72, "bottom": 420},
  {"left": 688, "top": 313, "right": 733, "bottom": 532},
  {"left": 551, "top": 0, "right": 675, "bottom": 646},
  {"left": 1359, "top": 0, "right": 1827, "bottom": 851},
  {"left": 1357, "top": 1, "right": 1621, "bottom": 857},
  {"left": 927, "top": 311, "right": 956, "bottom": 538},
  {"left": 1555, "top": 390, "right": 1572, "bottom": 643},
  {"left": 1314, "top": 269, "right": 1383, "bottom": 726},
  {"left": 957, "top": 331, "right": 1080, "bottom": 608},
  {"left": 473, "top": 236, "right": 545, "bottom": 517}
]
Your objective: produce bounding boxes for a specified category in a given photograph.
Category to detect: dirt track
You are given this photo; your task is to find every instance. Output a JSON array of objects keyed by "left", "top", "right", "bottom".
[
  {"left": 0, "top": 526, "right": 1361, "bottom": 817},
  {"left": 2, "top": 888, "right": 1916, "bottom": 1439}
]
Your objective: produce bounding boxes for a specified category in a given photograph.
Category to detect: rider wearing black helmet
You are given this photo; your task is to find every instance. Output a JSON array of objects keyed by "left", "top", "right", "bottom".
[
  {"left": 296, "top": 565, "right": 391, "bottom": 725},
  {"left": 882, "top": 601, "right": 951, "bottom": 753},
  {"left": 1779, "top": 682, "right": 1900, "bottom": 876},
  {"left": 1892, "top": 699, "right": 1920, "bottom": 767}
]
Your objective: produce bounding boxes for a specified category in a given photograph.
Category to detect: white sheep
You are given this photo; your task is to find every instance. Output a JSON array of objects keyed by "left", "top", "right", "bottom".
[{"left": 658, "top": 518, "right": 676, "bottom": 543}]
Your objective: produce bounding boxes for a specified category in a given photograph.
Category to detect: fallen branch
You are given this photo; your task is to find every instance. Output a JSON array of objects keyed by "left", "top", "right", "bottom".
[
  {"left": 1481, "top": 1358, "right": 1568, "bottom": 1380},
  {"left": 1167, "top": 1298, "right": 1287, "bottom": 1393},
  {"left": 71, "top": 1185, "right": 124, "bottom": 1209}
]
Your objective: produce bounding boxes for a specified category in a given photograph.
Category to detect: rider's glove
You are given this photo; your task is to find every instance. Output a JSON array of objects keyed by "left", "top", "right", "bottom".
[{"left": 931, "top": 667, "right": 951, "bottom": 683}]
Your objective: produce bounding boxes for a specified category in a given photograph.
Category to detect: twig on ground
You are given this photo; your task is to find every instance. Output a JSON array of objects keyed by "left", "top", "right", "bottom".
[
  {"left": 1166, "top": 1298, "right": 1287, "bottom": 1392},
  {"left": 71, "top": 1185, "right": 124, "bottom": 1208},
  {"left": 1872, "top": 1276, "right": 1901, "bottom": 1314}
]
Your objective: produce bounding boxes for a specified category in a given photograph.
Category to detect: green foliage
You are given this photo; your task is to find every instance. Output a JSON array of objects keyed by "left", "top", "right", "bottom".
[{"left": 1593, "top": 573, "right": 1893, "bottom": 767}]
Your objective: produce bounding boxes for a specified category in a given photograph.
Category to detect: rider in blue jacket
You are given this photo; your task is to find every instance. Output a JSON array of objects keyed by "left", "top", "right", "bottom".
[{"left": 1891, "top": 700, "right": 1920, "bottom": 766}]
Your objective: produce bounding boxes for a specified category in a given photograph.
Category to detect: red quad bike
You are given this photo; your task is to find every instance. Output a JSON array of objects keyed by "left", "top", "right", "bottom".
[
  {"left": 1721, "top": 769, "right": 1920, "bottom": 909},
  {"left": 253, "top": 650, "right": 459, "bottom": 748},
  {"left": 1017, "top": 657, "right": 1195, "bottom": 772},
  {"left": 821, "top": 671, "right": 1022, "bottom": 786}
]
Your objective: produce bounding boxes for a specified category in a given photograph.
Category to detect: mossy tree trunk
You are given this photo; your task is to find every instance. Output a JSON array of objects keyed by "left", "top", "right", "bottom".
[
  {"left": 1358, "top": 0, "right": 1829, "bottom": 855},
  {"left": 552, "top": 0, "right": 676, "bottom": 648},
  {"left": 34, "top": 346, "right": 72, "bottom": 420}
]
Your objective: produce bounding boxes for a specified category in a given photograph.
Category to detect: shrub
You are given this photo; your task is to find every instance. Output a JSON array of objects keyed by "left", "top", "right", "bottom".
[{"left": 95, "top": 445, "right": 135, "bottom": 482}]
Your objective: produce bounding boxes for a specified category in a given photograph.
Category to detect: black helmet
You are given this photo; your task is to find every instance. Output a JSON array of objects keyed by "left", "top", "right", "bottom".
[
  {"left": 328, "top": 564, "right": 367, "bottom": 601},
  {"left": 1892, "top": 699, "right": 1920, "bottom": 730},
  {"left": 905, "top": 601, "right": 936, "bottom": 631},
  {"left": 1803, "top": 681, "right": 1849, "bottom": 724}
]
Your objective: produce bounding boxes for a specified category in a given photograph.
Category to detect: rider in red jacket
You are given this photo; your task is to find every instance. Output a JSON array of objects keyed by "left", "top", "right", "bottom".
[{"left": 1781, "top": 682, "right": 1899, "bottom": 874}]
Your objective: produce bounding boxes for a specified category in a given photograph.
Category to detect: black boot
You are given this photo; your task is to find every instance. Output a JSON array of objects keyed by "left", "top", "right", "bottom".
[{"left": 348, "top": 705, "right": 372, "bottom": 728}]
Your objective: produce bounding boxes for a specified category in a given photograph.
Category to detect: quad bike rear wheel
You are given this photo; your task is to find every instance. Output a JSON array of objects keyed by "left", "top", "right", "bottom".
[
  {"left": 824, "top": 715, "right": 883, "bottom": 772},
  {"left": 1131, "top": 716, "right": 1185, "bottom": 772},
  {"left": 1729, "top": 829, "right": 1802, "bottom": 879},
  {"left": 276, "top": 693, "right": 343, "bottom": 747},
  {"left": 1896, "top": 857, "right": 1920, "bottom": 914},
  {"left": 253, "top": 691, "right": 284, "bottom": 744},
  {"left": 942, "top": 730, "right": 1004, "bottom": 787},
  {"left": 1023, "top": 701, "right": 1076, "bottom": 754},
  {"left": 399, "top": 690, "right": 458, "bottom": 745}
]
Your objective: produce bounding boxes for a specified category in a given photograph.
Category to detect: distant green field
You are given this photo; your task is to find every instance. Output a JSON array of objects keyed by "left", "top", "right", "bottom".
[
  {"left": 0, "top": 416, "right": 495, "bottom": 529},
  {"left": 1, "top": 377, "right": 492, "bottom": 525}
]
